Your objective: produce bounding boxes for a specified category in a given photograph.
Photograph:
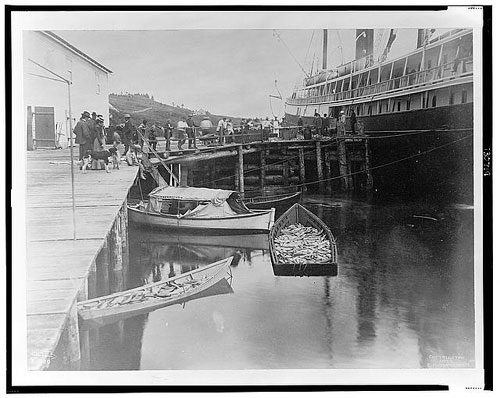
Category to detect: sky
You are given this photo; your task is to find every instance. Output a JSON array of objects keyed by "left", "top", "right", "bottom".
[
  {"left": 56, "top": 27, "right": 446, "bottom": 119},
  {"left": 57, "top": 29, "right": 349, "bottom": 118}
]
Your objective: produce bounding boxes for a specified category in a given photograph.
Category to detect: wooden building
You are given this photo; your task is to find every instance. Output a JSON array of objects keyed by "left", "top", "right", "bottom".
[{"left": 23, "top": 31, "right": 113, "bottom": 149}]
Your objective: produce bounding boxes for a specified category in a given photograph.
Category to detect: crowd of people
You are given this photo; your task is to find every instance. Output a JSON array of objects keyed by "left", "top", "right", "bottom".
[
  {"left": 73, "top": 111, "right": 106, "bottom": 165},
  {"left": 73, "top": 108, "right": 363, "bottom": 173},
  {"left": 297, "top": 109, "right": 361, "bottom": 137}
]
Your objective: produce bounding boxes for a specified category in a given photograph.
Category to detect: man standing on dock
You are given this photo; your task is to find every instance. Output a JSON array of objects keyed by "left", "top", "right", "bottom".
[
  {"left": 216, "top": 117, "right": 227, "bottom": 145},
  {"left": 350, "top": 109, "right": 357, "bottom": 135},
  {"left": 262, "top": 117, "right": 271, "bottom": 141},
  {"left": 122, "top": 114, "right": 135, "bottom": 159},
  {"left": 313, "top": 112, "right": 322, "bottom": 135},
  {"left": 322, "top": 113, "right": 330, "bottom": 136},
  {"left": 338, "top": 110, "right": 346, "bottom": 135},
  {"left": 164, "top": 119, "right": 173, "bottom": 152},
  {"left": 74, "top": 111, "right": 92, "bottom": 162},
  {"left": 186, "top": 114, "right": 198, "bottom": 149}
]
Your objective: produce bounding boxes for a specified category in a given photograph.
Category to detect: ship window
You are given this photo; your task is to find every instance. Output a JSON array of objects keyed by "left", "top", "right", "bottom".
[
  {"left": 386, "top": 102, "right": 389, "bottom": 112},
  {"left": 392, "top": 101, "right": 396, "bottom": 112},
  {"left": 397, "top": 102, "right": 401, "bottom": 112},
  {"left": 461, "top": 90, "right": 468, "bottom": 103},
  {"left": 431, "top": 95, "right": 437, "bottom": 107},
  {"left": 378, "top": 102, "right": 382, "bottom": 113},
  {"left": 368, "top": 105, "right": 372, "bottom": 116},
  {"left": 449, "top": 92, "right": 455, "bottom": 105},
  {"left": 356, "top": 106, "right": 360, "bottom": 115},
  {"left": 407, "top": 99, "right": 411, "bottom": 110}
]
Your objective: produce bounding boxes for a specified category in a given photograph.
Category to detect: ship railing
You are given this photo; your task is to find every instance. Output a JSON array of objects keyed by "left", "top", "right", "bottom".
[{"left": 286, "top": 56, "right": 473, "bottom": 105}]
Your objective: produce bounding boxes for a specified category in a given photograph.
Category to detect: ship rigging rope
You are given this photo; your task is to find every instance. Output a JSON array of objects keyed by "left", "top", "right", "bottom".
[
  {"left": 199, "top": 132, "right": 473, "bottom": 192},
  {"left": 272, "top": 30, "right": 308, "bottom": 75}
]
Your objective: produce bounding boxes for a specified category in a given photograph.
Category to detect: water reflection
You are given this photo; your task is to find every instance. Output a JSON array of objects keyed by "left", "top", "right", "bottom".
[{"left": 86, "top": 194, "right": 474, "bottom": 370}]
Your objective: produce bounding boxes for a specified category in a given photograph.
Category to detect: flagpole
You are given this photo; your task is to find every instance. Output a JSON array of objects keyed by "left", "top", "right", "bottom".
[{"left": 67, "top": 81, "right": 77, "bottom": 240}]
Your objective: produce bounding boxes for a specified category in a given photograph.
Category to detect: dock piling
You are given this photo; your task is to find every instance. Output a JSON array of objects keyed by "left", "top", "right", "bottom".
[
  {"left": 316, "top": 141, "right": 325, "bottom": 192},
  {"left": 237, "top": 145, "right": 244, "bottom": 194},
  {"left": 298, "top": 148, "right": 306, "bottom": 192}
]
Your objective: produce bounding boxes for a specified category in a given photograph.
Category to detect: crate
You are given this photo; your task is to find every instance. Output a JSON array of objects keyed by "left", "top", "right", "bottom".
[{"left": 280, "top": 128, "right": 297, "bottom": 140}]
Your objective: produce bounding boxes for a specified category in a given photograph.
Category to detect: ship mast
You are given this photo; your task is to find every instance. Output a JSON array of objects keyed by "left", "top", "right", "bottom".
[{"left": 322, "top": 29, "right": 328, "bottom": 70}]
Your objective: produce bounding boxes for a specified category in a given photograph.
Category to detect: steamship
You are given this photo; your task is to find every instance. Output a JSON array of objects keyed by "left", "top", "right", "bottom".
[{"left": 285, "top": 29, "right": 474, "bottom": 201}]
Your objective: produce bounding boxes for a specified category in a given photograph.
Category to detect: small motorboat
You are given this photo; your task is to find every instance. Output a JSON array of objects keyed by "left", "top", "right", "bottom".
[
  {"left": 128, "top": 186, "right": 275, "bottom": 233},
  {"left": 269, "top": 203, "right": 338, "bottom": 277}
]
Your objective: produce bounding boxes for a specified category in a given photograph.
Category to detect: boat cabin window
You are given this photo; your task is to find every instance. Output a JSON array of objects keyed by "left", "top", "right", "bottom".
[
  {"left": 368, "top": 105, "right": 372, "bottom": 116},
  {"left": 406, "top": 98, "right": 411, "bottom": 110},
  {"left": 431, "top": 95, "right": 437, "bottom": 107},
  {"left": 160, "top": 200, "right": 174, "bottom": 214},
  {"left": 449, "top": 92, "right": 455, "bottom": 105},
  {"left": 461, "top": 89, "right": 468, "bottom": 103}
]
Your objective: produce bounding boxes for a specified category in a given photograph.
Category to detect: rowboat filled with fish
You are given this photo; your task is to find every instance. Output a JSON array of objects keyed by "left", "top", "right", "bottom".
[{"left": 269, "top": 203, "right": 338, "bottom": 276}]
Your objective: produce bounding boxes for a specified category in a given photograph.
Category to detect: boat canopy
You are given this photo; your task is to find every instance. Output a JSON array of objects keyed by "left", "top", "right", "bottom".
[{"left": 149, "top": 186, "right": 235, "bottom": 204}]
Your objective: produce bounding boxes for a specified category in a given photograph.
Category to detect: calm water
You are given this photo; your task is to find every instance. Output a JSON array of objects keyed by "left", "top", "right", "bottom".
[{"left": 86, "top": 194, "right": 475, "bottom": 370}]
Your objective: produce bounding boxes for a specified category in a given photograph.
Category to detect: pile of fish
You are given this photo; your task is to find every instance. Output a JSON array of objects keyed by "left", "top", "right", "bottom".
[{"left": 274, "top": 223, "right": 332, "bottom": 264}]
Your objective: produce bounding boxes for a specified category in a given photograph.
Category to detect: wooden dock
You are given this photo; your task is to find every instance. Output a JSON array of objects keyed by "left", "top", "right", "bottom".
[{"left": 26, "top": 148, "right": 138, "bottom": 370}]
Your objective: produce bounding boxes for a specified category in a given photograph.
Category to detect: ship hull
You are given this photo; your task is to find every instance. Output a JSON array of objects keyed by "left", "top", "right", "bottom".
[{"left": 285, "top": 103, "right": 474, "bottom": 202}]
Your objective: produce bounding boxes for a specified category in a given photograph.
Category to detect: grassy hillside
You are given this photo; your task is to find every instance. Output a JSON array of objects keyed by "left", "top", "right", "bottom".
[{"left": 109, "top": 94, "right": 241, "bottom": 128}]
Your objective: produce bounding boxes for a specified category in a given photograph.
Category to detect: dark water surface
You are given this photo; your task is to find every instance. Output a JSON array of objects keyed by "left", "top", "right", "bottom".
[{"left": 87, "top": 194, "right": 475, "bottom": 370}]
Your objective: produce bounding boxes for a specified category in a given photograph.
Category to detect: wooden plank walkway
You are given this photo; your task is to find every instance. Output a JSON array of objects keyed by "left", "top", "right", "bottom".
[{"left": 26, "top": 148, "right": 138, "bottom": 370}]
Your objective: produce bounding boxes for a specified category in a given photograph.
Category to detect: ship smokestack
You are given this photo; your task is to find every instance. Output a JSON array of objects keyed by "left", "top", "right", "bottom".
[
  {"left": 322, "top": 29, "right": 328, "bottom": 70},
  {"left": 355, "top": 29, "right": 374, "bottom": 60}
]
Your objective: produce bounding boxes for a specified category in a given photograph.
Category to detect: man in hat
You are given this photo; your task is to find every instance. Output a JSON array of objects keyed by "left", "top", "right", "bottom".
[
  {"left": 87, "top": 111, "right": 98, "bottom": 145},
  {"left": 137, "top": 119, "right": 148, "bottom": 150},
  {"left": 262, "top": 117, "right": 271, "bottom": 142},
  {"left": 93, "top": 115, "right": 106, "bottom": 151},
  {"left": 165, "top": 119, "right": 173, "bottom": 151},
  {"left": 338, "top": 110, "right": 346, "bottom": 136},
  {"left": 216, "top": 117, "right": 227, "bottom": 145},
  {"left": 349, "top": 109, "right": 357, "bottom": 135},
  {"left": 122, "top": 114, "right": 135, "bottom": 158},
  {"left": 74, "top": 111, "right": 92, "bottom": 162},
  {"left": 186, "top": 114, "right": 197, "bottom": 149}
]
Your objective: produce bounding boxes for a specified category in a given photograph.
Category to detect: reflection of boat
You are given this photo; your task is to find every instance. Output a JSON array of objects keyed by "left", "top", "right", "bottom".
[
  {"left": 244, "top": 191, "right": 302, "bottom": 211},
  {"left": 137, "top": 229, "right": 270, "bottom": 251},
  {"left": 128, "top": 186, "right": 275, "bottom": 233},
  {"left": 78, "top": 257, "right": 233, "bottom": 328},
  {"left": 269, "top": 204, "right": 338, "bottom": 277}
]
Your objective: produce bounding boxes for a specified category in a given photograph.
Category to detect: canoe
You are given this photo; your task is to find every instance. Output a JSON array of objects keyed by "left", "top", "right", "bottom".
[
  {"left": 243, "top": 191, "right": 302, "bottom": 210},
  {"left": 269, "top": 203, "right": 338, "bottom": 277},
  {"left": 128, "top": 186, "right": 275, "bottom": 233},
  {"left": 78, "top": 257, "right": 233, "bottom": 328}
]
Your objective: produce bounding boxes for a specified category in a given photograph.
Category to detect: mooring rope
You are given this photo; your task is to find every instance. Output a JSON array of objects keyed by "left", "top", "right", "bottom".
[
  {"left": 196, "top": 132, "right": 473, "bottom": 192},
  {"left": 195, "top": 128, "right": 473, "bottom": 189}
]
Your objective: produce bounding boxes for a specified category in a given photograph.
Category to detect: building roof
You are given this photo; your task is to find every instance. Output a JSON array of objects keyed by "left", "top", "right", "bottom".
[{"left": 40, "top": 31, "right": 113, "bottom": 74}]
